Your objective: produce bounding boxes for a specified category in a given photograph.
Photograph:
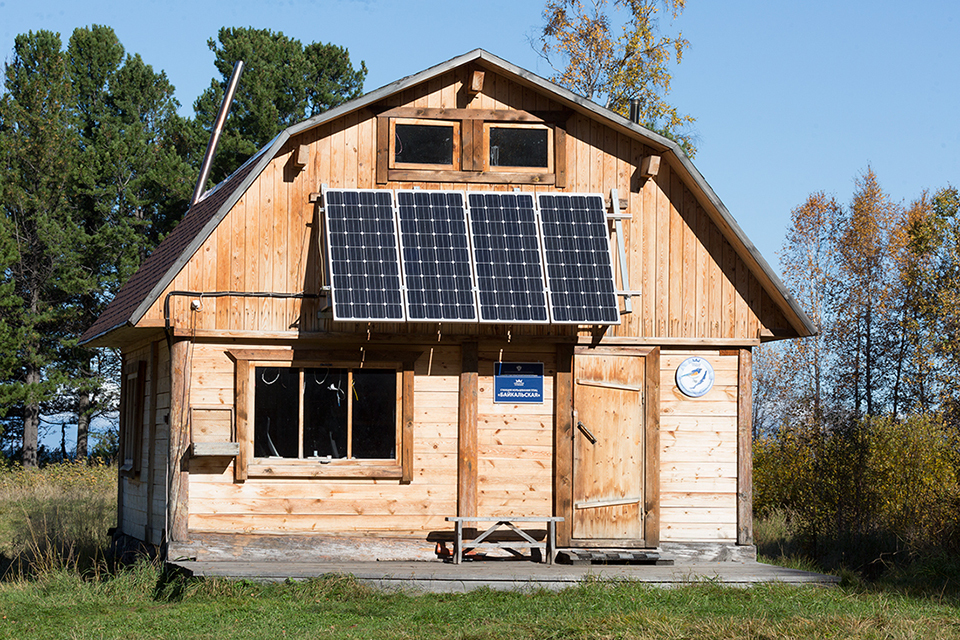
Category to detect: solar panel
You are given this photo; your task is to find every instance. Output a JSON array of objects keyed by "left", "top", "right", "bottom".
[
  {"left": 467, "top": 192, "right": 550, "bottom": 323},
  {"left": 323, "top": 188, "right": 405, "bottom": 321},
  {"left": 396, "top": 190, "right": 477, "bottom": 322},
  {"left": 537, "top": 193, "right": 620, "bottom": 324}
]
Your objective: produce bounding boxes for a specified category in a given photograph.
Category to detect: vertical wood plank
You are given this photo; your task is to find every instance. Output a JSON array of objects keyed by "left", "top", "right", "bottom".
[
  {"left": 458, "top": 343, "right": 478, "bottom": 517},
  {"left": 168, "top": 338, "right": 191, "bottom": 543},
  {"left": 667, "top": 167, "right": 683, "bottom": 336},
  {"left": 681, "top": 185, "right": 697, "bottom": 337},
  {"left": 401, "top": 361, "right": 415, "bottom": 484},
  {"left": 554, "top": 343, "right": 574, "bottom": 546},
  {"left": 357, "top": 112, "right": 374, "bottom": 189},
  {"left": 644, "top": 347, "right": 661, "bottom": 546},
  {"left": 234, "top": 358, "right": 249, "bottom": 483},
  {"left": 377, "top": 116, "right": 390, "bottom": 184},
  {"left": 554, "top": 125, "right": 567, "bottom": 189},
  {"left": 655, "top": 168, "right": 670, "bottom": 336},
  {"left": 737, "top": 348, "right": 754, "bottom": 545}
]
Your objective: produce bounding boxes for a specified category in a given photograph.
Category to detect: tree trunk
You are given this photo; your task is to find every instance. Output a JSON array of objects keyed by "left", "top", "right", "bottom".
[
  {"left": 23, "top": 365, "right": 40, "bottom": 467},
  {"left": 76, "top": 389, "right": 91, "bottom": 461}
]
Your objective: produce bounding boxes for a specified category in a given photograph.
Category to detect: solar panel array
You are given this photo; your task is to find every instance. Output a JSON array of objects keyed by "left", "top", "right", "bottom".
[{"left": 322, "top": 188, "right": 620, "bottom": 325}]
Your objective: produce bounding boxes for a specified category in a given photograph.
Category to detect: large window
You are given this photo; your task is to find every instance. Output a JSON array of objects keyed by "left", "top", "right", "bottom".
[
  {"left": 230, "top": 349, "right": 416, "bottom": 481},
  {"left": 254, "top": 366, "right": 398, "bottom": 460}
]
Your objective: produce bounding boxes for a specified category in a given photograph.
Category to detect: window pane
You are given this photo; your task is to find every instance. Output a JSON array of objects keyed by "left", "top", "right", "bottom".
[
  {"left": 395, "top": 124, "right": 454, "bottom": 165},
  {"left": 490, "top": 127, "right": 549, "bottom": 168},
  {"left": 351, "top": 369, "right": 397, "bottom": 459},
  {"left": 254, "top": 367, "right": 299, "bottom": 458},
  {"left": 303, "top": 368, "right": 349, "bottom": 458}
]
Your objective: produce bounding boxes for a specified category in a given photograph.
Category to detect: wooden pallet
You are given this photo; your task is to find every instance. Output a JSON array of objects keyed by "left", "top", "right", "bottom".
[{"left": 556, "top": 549, "right": 673, "bottom": 566}]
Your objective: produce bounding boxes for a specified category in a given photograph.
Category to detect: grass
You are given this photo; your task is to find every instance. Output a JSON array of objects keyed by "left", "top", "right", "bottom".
[
  {"left": 0, "top": 460, "right": 115, "bottom": 578},
  {"left": 0, "top": 463, "right": 957, "bottom": 639},
  {"left": 1, "top": 568, "right": 958, "bottom": 639}
]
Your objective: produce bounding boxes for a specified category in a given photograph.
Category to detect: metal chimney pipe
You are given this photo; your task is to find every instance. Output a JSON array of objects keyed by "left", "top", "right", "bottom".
[
  {"left": 629, "top": 98, "right": 641, "bottom": 125},
  {"left": 190, "top": 60, "right": 244, "bottom": 206}
]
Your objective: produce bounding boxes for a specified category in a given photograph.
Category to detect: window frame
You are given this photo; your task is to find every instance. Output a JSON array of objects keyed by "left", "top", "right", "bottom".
[
  {"left": 119, "top": 360, "right": 146, "bottom": 476},
  {"left": 376, "top": 108, "right": 567, "bottom": 187},
  {"left": 230, "top": 349, "right": 416, "bottom": 483},
  {"left": 482, "top": 122, "right": 554, "bottom": 172},
  {"left": 389, "top": 117, "right": 461, "bottom": 171}
]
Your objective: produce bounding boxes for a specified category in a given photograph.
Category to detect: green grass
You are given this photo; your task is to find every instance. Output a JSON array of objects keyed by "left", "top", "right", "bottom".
[
  {"left": 0, "top": 464, "right": 957, "bottom": 639},
  {"left": 0, "top": 567, "right": 958, "bottom": 639}
]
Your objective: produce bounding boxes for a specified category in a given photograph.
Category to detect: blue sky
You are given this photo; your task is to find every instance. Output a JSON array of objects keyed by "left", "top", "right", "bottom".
[{"left": 2, "top": 0, "right": 958, "bottom": 272}]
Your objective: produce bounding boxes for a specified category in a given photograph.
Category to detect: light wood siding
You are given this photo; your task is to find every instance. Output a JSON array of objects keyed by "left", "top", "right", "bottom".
[
  {"left": 119, "top": 340, "right": 168, "bottom": 545},
  {"left": 186, "top": 343, "right": 462, "bottom": 535},
  {"left": 658, "top": 350, "right": 738, "bottom": 542},
  {"left": 476, "top": 346, "right": 555, "bottom": 518},
  {"left": 138, "top": 68, "right": 783, "bottom": 342}
]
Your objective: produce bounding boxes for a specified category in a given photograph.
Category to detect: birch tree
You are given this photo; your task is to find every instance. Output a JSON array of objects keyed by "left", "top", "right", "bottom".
[{"left": 537, "top": 0, "right": 695, "bottom": 154}]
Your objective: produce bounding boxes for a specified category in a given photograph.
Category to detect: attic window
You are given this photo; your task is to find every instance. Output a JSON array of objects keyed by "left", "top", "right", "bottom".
[
  {"left": 376, "top": 108, "right": 567, "bottom": 186},
  {"left": 390, "top": 119, "right": 460, "bottom": 170},
  {"left": 486, "top": 123, "right": 552, "bottom": 170}
]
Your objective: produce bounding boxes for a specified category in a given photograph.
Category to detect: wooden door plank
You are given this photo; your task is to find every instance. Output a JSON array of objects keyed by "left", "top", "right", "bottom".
[{"left": 554, "top": 344, "right": 574, "bottom": 546}]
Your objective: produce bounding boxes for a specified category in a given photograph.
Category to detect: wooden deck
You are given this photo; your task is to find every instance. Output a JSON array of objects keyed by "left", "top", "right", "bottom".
[{"left": 170, "top": 559, "right": 839, "bottom": 592}]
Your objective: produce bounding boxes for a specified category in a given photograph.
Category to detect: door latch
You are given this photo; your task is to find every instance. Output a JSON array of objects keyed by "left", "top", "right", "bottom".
[{"left": 577, "top": 420, "right": 598, "bottom": 444}]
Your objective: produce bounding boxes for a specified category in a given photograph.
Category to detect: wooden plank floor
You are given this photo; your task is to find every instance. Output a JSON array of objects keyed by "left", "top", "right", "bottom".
[{"left": 171, "top": 559, "right": 839, "bottom": 592}]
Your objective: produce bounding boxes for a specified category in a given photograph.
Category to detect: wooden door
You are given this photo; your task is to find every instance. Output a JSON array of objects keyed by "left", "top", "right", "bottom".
[{"left": 572, "top": 353, "right": 645, "bottom": 544}]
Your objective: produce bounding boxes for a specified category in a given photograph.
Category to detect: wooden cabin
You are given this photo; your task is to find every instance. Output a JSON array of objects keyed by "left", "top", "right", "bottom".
[{"left": 81, "top": 50, "right": 813, "bottom": 564}]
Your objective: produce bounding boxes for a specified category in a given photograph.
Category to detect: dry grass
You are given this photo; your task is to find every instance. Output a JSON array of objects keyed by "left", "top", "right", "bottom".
[{"left": 0, "top": 460, "right": 116, "bottom": 579}]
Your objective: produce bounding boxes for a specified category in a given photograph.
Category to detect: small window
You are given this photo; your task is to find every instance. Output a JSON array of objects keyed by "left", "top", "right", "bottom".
[
  {"left": 390, "top": 118, "right": 460, "bottom": 169},
  {"left": 120, "top": 360, "right": 147, "bottom": 475},
  {"left": 254, "top": 366, "right": 398, "bottom": 460},
  {"left": 485, "top": 123, "right": 552, "bottom": 170}
]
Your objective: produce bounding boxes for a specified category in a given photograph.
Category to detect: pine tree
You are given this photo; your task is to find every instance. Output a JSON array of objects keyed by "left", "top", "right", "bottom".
[
  {"left": 62, "top": 25, "right": 194, "bottom": 458},
  {"left": 0, "top": 31, "right": 84, "bottom": 466},
  {"left": 191, "top": 27, "right": 367, "bottom": 186}
]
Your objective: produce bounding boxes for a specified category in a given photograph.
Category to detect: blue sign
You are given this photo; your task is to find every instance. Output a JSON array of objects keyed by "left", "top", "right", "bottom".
[{"left": 494, "top": 362, "right": 544, "bottom": 404}]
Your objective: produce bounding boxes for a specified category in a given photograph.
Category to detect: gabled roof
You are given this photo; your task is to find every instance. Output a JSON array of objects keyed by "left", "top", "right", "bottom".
[{"left": 81, "top": 48, "right": 815, "bottom": 345}]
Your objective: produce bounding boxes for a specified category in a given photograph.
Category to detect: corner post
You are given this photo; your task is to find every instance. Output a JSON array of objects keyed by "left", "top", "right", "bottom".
[
  {"left": 737, "top": 347, "right": 754, "bottom": 546},
  {"left": 168, "top": 337, "right": 192, "bottom": 544}
]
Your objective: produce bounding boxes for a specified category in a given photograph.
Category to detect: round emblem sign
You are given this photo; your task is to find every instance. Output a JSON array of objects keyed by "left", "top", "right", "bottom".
[{"left": 675, "top": 357, "right": 715, "bottom": 398}]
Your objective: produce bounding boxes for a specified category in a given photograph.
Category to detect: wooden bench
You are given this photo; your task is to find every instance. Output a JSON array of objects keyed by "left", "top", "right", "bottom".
[{"left": 445, "top": 516, "right": 564, "bottom": 565}]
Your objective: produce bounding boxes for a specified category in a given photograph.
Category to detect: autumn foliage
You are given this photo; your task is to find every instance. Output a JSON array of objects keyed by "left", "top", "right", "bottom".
[
  {"left": 537, "top": 0, "right": 695, "bottom": 154},
  {"left": 755, "top": 170, "right": 960, "bottom": 572}
]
